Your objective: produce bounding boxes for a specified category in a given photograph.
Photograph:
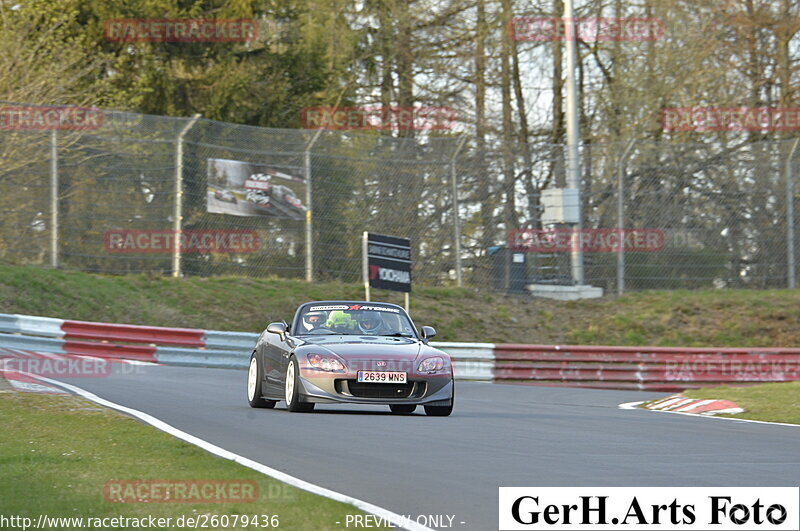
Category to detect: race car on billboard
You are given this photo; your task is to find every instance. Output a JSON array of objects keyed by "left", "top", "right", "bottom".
[
  {"left": 242, "top": 173, "right": 305, "bottom": 219},
  {"left": 243, "top": 174, "right": 273, "bottom": 209},
  {"left": 245, "top": 189, "right": 274, "bottom": 211},
  {"left": 269, "top": 184, "right": 306, "bottom": 215},
  {"left": 246, "top": 301, "right": 454, "bottom": 416},
  {"left": 214, "top": 189, "right": 237, "bottom": 203}
]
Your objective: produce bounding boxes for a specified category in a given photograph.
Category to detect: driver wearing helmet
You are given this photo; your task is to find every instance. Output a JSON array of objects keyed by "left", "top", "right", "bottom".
[
  {"left": 302, "top": 310, "right": 327, "bottom": 331},
  {"left": 357, "top": 311, "right": 386, "bottom": 335}
]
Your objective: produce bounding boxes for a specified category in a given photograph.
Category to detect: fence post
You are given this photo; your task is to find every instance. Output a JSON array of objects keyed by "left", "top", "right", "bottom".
[
  {"left": 304, "top": 128, "right": 324, "bottom": 282},
  {"left": 617, "top": 140, "right": 636, "bottom": 295},
  {"left": 451, "top": 135, "right": 468, "bottom": 287},
  {"left": 172, "top": 114, "right": 202, "bottom": 278},
  {"left": 787, "top": 139, "right": 799, "bottom": 289},
  {"left": 362, "top": 231, "right": 370, "bottom": 301},
  {"left": 50, "top": 130, "right": 59, "bottom": 268},
  {"left": 564, "top": 0, "right": 584, "bottom": 286}
]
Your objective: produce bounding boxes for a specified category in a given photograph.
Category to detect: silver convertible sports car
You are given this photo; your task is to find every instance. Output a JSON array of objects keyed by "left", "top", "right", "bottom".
[{"left": 246, "top": 301, "right": 454, "bottom": 416}]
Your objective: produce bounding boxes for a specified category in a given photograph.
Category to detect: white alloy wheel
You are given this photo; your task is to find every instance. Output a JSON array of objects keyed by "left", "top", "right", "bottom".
[
  {"left": 247, "top": 357, "right": 258, "bottom": 401},
  {"left": 285, "top": 359, "right": 296, "bottom": 406}
]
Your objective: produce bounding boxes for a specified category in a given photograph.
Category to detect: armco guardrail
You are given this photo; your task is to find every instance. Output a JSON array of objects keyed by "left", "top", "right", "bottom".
[
  {"left": 433, "top": 342, "right": 494, "bottom": 381},
  {"left": 62, "top": 320, "right": 205, "bottom": 346},
  {"left": 493, "top": 344, "right": 800, "bottom": 391},
  {"left": 2, "top": 312, "right": 799, "bottom": 389},
  {"left": 0, "top": 313, "right": 493, "bottom": 379},
  {"left": 0, "top": 313, "right": 216, "bottom": 365}
]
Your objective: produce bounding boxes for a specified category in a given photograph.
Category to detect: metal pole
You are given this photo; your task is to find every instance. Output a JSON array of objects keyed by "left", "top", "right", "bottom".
[
  {"left": 304, "top": 128, "right": 324, "bottom": 282},
  {"left": 450, "top": 135, "right": 468, "bottom": 287},
  {"left": 617, "top": 140, "right": 636, "bottom": 295},
  {"left": 172, "top": 114, "right": 202, "bottom": 278},
  {"left": 564, "top": 0, "right": 583, "bottom": 285},
  {"left": 404, "top": 292, "right": 409, "bottom": 314},
  {"left": 787, "top": 139, "right": 799, "bottom": 289},
  {"left": 50, "top": 130, "right": 58, "bottom": 268},
  {"left": 362, "top": 231, "right": 370, "bottom": 301}
]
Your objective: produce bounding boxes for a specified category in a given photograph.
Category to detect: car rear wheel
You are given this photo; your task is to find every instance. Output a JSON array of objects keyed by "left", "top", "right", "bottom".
[
  {"left": 389, "top": 404, "right": 416, "bottom": 414},
  {"left": 285, "top": 356, "right": 314, "bottom": 413},
  {"left": 424, "top": 379, "right": 454, "bottom": 417},
  {"left": 247, "top": 354, "right": 276, "bottom": 409}
]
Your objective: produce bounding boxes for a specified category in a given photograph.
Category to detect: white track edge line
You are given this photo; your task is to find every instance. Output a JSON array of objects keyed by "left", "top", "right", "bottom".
[
  {"left": 26, "top": 373, "right": 435, "bottom": 531},
  {"left": 618, "top": 400, "right": 800, "bottom": 428},
  {"left": 618, "top": 400, "right": 645, "bottom": 409}
]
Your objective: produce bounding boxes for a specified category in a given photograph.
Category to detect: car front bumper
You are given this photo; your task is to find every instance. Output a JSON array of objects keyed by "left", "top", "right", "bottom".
[{"left": 296, "top": 369, "right": 453, "bottom": 406}]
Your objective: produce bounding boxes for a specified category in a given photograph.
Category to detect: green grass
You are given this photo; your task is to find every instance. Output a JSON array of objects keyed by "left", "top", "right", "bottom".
[
  {"left": 683, "top": 382, "right": 800, "bottom": 425},
  {"left": 0, "top": 389, "right": 379, "bottom": 529},
  {"left": 2, "top": 264, "right": 800, "bottom": 345}
]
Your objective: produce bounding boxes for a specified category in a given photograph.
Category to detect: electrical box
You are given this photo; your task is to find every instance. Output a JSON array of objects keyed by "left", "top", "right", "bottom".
[{"left": 541, "top": 188, "right": 579, "bottom": 225}]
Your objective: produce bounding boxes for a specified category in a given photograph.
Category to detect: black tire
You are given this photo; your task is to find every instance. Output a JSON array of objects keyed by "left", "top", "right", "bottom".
[
  {"left": 284, "top": 356, "right": 315, "bottom": 413},
  {"left": 424, "top": 379, "right": 454, "bottom": 417},
  {"left": 247, "top": 353, "right": 276, "bottom": 409},
  {"left": 389, "top": 404, "right": 416, "bottom": 414}
]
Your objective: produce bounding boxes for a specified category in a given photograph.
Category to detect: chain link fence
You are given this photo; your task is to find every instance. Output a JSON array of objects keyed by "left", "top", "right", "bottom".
[{"left": 1, "top": 103, "right": 798, "bottom": 294}]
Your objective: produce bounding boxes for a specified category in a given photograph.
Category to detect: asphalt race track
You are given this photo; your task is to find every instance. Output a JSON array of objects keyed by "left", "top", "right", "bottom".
[{"left": 56, "top": 365, "right": 800, "bottom": 531}]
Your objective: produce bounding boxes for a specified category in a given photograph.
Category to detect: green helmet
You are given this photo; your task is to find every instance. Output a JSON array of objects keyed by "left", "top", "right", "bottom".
[{"left": 326, "top": 310, "right": 355, "bottom": 332}]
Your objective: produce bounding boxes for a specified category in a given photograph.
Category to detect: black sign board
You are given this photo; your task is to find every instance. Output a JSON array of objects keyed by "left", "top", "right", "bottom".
[{"left": 365, "top": 233, "right": 411, "bottom": 293}]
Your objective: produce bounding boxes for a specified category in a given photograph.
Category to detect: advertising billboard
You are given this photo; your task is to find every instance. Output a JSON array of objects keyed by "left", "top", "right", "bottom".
[
  {"left": 206, "top": 158, "right": 307, "bottom": 221},
  {"left": 364, "top": 232, "right": 412, "bottom": 293}
]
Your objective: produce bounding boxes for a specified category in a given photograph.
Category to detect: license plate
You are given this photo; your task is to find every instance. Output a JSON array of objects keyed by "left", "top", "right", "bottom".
[{"left": 357, "top": 371, "right": 407, "bottom": 384}]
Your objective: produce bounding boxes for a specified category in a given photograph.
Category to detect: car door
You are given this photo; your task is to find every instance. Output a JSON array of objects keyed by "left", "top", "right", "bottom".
[
  {"left": 260, "top": 330, "right": 289, "bottom": 396},
  {"left": 274, "top": 328, "right": 301, "bottom": 391}
]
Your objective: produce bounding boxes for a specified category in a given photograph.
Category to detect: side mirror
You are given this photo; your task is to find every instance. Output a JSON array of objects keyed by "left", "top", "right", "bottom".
[
  {"left": 421, "top": 326, "right": 436, "bottom": 343},
  {"left": 267, "top": 322, "right": 287, "bottom": 340}
]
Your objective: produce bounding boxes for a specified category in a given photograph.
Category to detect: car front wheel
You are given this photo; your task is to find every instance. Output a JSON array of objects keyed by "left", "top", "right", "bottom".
[
  {"left": 284, "top": 356, "right": 315, "bottom": 413},
  {"left": 424, "top": 380, "right": 454, "bottom": 416},
  {"left": 247, "top": 354, "right": 276, "bottom": 409}
]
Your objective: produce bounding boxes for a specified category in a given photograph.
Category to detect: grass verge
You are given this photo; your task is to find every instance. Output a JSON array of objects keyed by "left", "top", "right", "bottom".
[
  {"left": 2, "top": 264, "right": 800, "bottom": 346},
  {"left": 0, "top": 389, "right": 381, "bottom": 530},
  {"left": 681, "top": 382, "right": 800, "bottom": 425}
]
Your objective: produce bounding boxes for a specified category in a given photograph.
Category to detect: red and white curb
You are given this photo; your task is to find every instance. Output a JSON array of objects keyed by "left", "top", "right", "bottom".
[
  {"left": 619, "top": 396, "right": 800, "bottom": 428},
  {"left": 0, "top": 369, "right": 68, "bottom": 394},
  {"left": 619, "top": 395, "right": 743, "bottom": 416},
  {"left": 0, "top": 347, "right": 155, "bottom": 395},
  {"left": 644, "top": 394, "right": 744, "bottom": 415}
]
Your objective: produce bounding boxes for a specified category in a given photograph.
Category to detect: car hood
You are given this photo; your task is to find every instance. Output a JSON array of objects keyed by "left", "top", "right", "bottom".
[{"left": 297, "top": 335, "right": 423, "bottom": 360}]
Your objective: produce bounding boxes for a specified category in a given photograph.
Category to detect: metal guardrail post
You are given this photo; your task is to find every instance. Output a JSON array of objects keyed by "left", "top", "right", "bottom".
[
  {"left": 50, "top": 130, "right": 59, "bottom": 268},
  {"left": 564, "top": 0, "right": 584, "bottom": 286},
  {"left": 450, "top": 135, "right": 468, "bottom": 287},
  {"left": 304, "top": 128, "right": 324, "bottom": 282},
  {"left": 362, "top": 231, "right": 370, "bottom": 301},
  {"left": 617, "top": 140, "right": 636, "bottom": 295},
  {"left": 787, "top": 139, "right": 799, "bottom": 289},
  {"left": 172, "top": 114, "right": 202, "bottom": 278}
]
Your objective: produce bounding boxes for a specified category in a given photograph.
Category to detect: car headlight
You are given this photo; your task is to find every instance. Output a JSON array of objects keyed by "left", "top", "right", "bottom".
[
  {"left": 307, "top": 353, "right": 345, "bottom": 372},
  {"left": 418, "top": 357, "right": 444, "bottom": 373}
]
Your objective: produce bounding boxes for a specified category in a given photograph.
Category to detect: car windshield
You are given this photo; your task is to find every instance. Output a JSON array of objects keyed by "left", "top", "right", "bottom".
[{"left": 296, "top": 304, "right": 417, "bottom": 337}]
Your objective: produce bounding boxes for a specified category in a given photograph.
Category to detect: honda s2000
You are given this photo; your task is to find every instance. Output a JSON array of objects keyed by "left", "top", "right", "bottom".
[{"left": 246, "top": 301, "right": 454, "bottom": 416}]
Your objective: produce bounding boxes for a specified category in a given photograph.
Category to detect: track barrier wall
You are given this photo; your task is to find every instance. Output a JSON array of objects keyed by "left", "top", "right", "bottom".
[
  {"left": 2, "top": 313, "right": 799, "bottom": 390},
  {"left": 493, "top": 344, "right": 800, "bottom": 391}
]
